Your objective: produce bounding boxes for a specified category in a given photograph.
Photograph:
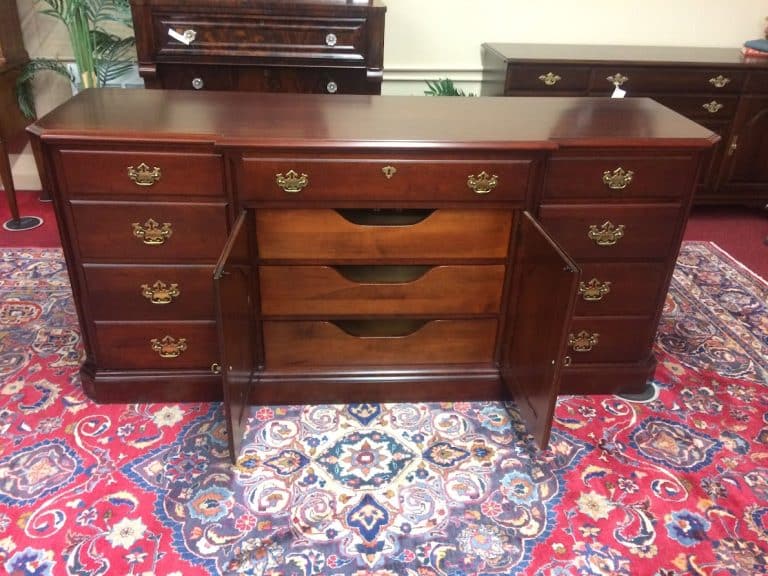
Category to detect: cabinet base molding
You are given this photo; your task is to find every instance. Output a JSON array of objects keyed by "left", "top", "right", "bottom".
[
  {"left": 81, "top": 366, "right": 223, "bottom": 403},
  {"left": 558, "top": 357, "right": 657, "bottom": 395}
]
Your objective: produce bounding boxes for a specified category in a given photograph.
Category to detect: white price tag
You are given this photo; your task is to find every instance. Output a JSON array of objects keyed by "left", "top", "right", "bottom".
[
  {"left": 168, "top": 28, "right": 192, "bottom": 45},
  {"left": 611, "top": 85, "right": 626, "bottom": 98}
]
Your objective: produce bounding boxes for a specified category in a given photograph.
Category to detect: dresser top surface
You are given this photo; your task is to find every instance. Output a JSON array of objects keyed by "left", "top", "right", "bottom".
[
  {"left": 484, "top": 43, "right": 768, "bottom": 68},
  {"left": 31, "top": 88, "right": 717, "bottom": 149},
  {"left": 130, "top": 0, "right": 386, "bottom": 10}
]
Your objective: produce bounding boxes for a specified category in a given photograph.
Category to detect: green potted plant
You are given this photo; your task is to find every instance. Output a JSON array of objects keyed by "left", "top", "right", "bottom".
[{"left": 16, "top": 0, "right": 135, "bottom": 118}]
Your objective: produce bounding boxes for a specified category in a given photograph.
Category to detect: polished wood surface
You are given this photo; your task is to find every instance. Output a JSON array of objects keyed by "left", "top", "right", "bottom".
[{"left": 482, "top": 42, "right": 768, "bottom": 207}]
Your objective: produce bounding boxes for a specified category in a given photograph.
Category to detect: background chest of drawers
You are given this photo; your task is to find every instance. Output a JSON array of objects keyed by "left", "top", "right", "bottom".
[
  {"left": 481, "top": 43, "right": 768, "bottom": 208},
  {"left": 30, "top": 90, "right": 715, "bottom": 458},
  {"left": 130, "top": 0, "right": 386, "bottom": 95}
]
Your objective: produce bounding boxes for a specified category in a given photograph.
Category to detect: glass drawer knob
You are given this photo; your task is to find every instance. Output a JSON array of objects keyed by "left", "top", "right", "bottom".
[
  {"left": 192, "top": 77, "right": 204, "bottom": 90},
  {"left": 326, "top": 33, "right": 337, "bottom": 47},
  {"left": 326, "top": 81, "right": 338, "bottom": 94}
]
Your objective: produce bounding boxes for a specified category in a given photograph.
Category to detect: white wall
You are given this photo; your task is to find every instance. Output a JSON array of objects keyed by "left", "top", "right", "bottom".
[{"left": 382, "top": 0, "right": 768, "bottom": 94}]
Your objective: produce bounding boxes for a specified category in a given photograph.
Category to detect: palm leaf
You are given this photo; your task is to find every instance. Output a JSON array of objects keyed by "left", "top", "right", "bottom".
[
  {"left": 15, "top": 59, "right": 77, "bottom": 119},
  {"left": 92, "top": 31, "right": 136, "bottom": 85},
  {"left": 424, "top": 78, "right": 473, "bottom": 97}
]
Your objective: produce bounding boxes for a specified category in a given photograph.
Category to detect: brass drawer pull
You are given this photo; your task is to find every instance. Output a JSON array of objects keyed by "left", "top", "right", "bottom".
[
  {"left": 141, "top": 281, "right": 180, "bottom": 305},
  {"left": 467, "top": 171, "right": 498, "bottom": 194},
  {"left": 568, "top": 330, "right": 599, "bottom": 352},
  {"left": 709, "top": 75, "right": 730, "bottom": 88},
  {"left": 578, "top": 278, "right": 612, "bottom": 301},
  {"left": 382, "top": 165, "right": 397, "bottom": 179},
  {"left": 538, "top": 72, "right": 562, "bottom": 86},
  {"left": 150, "top": 335, "right": 187, "bottom": 358},
  {"left": 602, "top": 167, "right": 634, "bottom": 190},
  {"left": 132, "top": 218, "right": 173, "bottom": 245},
  {"left": 276, "top": 170, "right": 309, "bottom": 193},
  {"left": 127, "top": 163, "right": 162, "bottom": 186},
  {"left": 606, "top": 73, "right": 629, "bottom": 87},
  {"left": 588, "top": 221, "right": 625, "bottom": 246},
  {"left": 702, "top": 100, "right": 724, "bottom": 114}
]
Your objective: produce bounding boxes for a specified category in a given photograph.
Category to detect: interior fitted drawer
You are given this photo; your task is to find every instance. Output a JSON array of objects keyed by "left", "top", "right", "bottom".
[
  {"left": 255, "top": 209, "right": 513, "bottom": 261},
  {"left": 537, "top": 204, "right": 682, "bottom": 260},
  {"left": 82, "top": 264, "right": 215, "bottom": 321},
  {"left": 652, "top": 95, "right": 739, "bottom": 120},
  {"left": 574, "top": 262, "right": 667, "bottom": 316},
  {"left": 155, "top": 14, "right": 367, "bottom": 62},
  {"left": 59, "top": 150, "right": 224, "bottom": 198},
  {"left": 544, "top": 155, "right": 697, "bottom": 201},
  {"left": 240, "top": 157, "right": 533, "bottom": 203},
  {"left": 589, "top": 66, "right": 745, "bottom": 94},
  {"left": 263, "top": 319, "right": 498, "bottom": 368},
  {"left": 566, "top": 317, "right": 656, "bottom": 364},
  {"left": 260, "top": 264, "right": 505, "bottom": 316},
  {"left": 93, "top": 321, "right": 218, "bottom": 369},
  {"left": 503, "top": 64, "right": 591, "bottom": 93},
  {"left": 70, "top": 201, "right": 228, "bottom": 262}
]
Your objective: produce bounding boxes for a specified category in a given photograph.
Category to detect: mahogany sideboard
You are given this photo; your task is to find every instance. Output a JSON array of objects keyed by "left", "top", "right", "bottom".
[
  {"left": 481, "top": 43, "right": 768, "bottom": 207},
  {"left": 29, "top": 89, "right": 716, "bottom": 459},
  {"left": 130, "top": 0, "right": 386, "bottom": 95}
]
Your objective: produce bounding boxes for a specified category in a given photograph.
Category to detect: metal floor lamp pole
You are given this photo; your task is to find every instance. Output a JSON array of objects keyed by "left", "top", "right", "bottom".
[{"left": 1, "top": 137, "right": 43, "bottom": 231}]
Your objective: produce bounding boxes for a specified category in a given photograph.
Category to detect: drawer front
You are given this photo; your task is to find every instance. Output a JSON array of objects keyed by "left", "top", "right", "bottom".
[
  {"left": 566, "top": 317, "right": 656, "bottom": 364},
  {"left": 83, "top": 264, "right": 215, "bottom": 320},
  {"left": 589, "top": 66, "right": 745, "bottom": 94},
  {"left": 256, "top": 209, "right": 513, "bottom": 261},
  {"left": 93, "top": 322, "right": 219, "bottom": 369},
  {"left": 544, "top": 156, "right": 696, "bottom": 201},
  {"left": 574, "top": 262, "right": 667, "bottom": 316},
  {"left": 504, "top": 64, "right": 591, "bottom": 93},
  {"left": 70, "top": 201, "right": 229, "bottom": 262},
  {"left": 154, "top": 14, "right": 367, "bottom": 62},
  {"left": 745, "top": 71, "right": 768, "bottom": 93},
  {"left": 59, "top": 150, "right": 225, "bottom": 198},
  {"left": 537, "top": 204, "right": 682, "bottom": 260},
  {"left": 240, "top": 158, "right": 533, "bottom": 203},
  {"left": 652, "top": 95, "right": 739, "bottom": 120},
  {"left": 260, "top": 265, "right": 505, "bottom": 316},
  {"left": 234, "top": 67, "right": 371, "bottom": 95},
  {"left": 263, "top": 319, "right": 498, "bottom": 368},
  {"left": 158, "top": 64, "right": 233, "bottom": 91}
]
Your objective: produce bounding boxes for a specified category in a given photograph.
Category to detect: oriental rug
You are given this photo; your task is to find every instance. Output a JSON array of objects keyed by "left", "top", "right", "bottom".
[{"left": 0, "top": 242, "right": 766, "bottom": 576}]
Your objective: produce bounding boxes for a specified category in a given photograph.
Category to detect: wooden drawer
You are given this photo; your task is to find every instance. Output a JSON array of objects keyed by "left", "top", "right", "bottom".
[
  {"left": 544, "top": 155, "right": 697, "bottom": 201},
  {"left": 70, "top": 201, "right": 229, "bottom": 262},
  {"left": 59, "top": 150, "right": 224, "bottom": 198},
  {"left": 745, "top": 71, "right": 768, "bottom": 93},
  {"left": 566, "top": 317, "right": 656, "bottom": 364},
  {"left": 154, "top": 13, "right": 368, "bottom": 63},
  {"left": 537, "top": 204, "right": 682, "bottom": 260},
  {"left": 234, "top": 66, "right": 371, "bottom": 95},
  {"left": 240, "top": 157, "right": 533, "bottom": 203},
  {"left": 93, "top": 321, "right": 219, "bottom": 369},
  {"left": 652, "top": 95, "right": 739, "bottom": 120},
  {"left": 263, "top": 319, "right": 498, "bottom": 368},
  {"left": 504, "top": 64, "right": 591, "bottom": 93},
  {"left": 260, "top": 264, "right": 505, "bottom": 316},
  {"left": 157, "top": 64, "right": 233, "bottom": 91},
  {"left": 589, "top": 66, "right": 745, "bottom": 94},
  {"left": 574, "top": 262, "right": 667, "bottom": 316},
  {"left": 82, "top": 264, "right": 215, "bottom": 321},
  {"left": 255, "top": 209, "right": 513, "bottom": 261}
]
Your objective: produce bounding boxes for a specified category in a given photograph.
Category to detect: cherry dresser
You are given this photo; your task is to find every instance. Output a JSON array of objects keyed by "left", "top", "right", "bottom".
[
  {"left": 481, "top": 43, "right": 768, "bottom": 207},
  {"left": 130, "top": 0, "right": 386, "bottom": 95},
  {"left": 29, "top": 89, "right": 716, "bottom": 460}
]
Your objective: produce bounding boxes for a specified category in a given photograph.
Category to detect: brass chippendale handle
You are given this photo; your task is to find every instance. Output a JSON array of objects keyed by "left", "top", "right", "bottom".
[
  {"left": 588, "top": 221, "right": 625, "bottom": 246},
  {"left": 467, "top": 171, "right": 498, "bottom": 195},
  {"left": 702, "top": 100, "right": 724, "bottom": 114},
  {"left": 607, "top": 73, "right": 629, "bottom": 87},
  {"left": 127, "top": 163, "right": 162, "bottom": 187},
  {"left": 709, "top": 75, "right": 731, "bottom": 88},
  {"left": 132, "top": 219, "right": 172, "bottom": 245},
  {"left": 141, "top": 281, "right": 180, "bottom": 305},
  {"left": 538, "top": 72, "right": 562, "bottom": 86},
  {"left": 578, "top": 278, "right": 612, "bottom": 301},
  {"left": 150, "top": 335, "right": 187, "bottom": 358},
  {"left": 602, "top": 167, "right": 634, "bottom": 190},
  {"left": 568, "top": 331, "right": 599, "bottom": 353},
  {"left": 276, "top": 170, "right": 309, "bottom": 193}
]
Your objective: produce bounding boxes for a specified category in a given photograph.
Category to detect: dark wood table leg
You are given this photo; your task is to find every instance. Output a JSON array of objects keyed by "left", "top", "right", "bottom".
[{"left": 0, "top": 137, "right": 43, "bottom": 231}]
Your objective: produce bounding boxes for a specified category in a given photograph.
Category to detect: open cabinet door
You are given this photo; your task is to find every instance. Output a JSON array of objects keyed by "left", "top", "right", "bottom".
[
  {"left": 502, "top": 211, "right": 579, "bottom": 449},
  {"left": 214, "top": 210, "right": 257, "bottom": 463}
]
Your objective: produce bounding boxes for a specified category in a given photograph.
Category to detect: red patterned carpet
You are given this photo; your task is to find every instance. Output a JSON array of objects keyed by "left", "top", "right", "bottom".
[{"left": 0, "top": 242, "right": 766, "bottom": 575}]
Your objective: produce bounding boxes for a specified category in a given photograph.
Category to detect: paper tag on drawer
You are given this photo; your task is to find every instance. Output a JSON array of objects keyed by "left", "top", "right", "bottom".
[
  {"left": 168, "top": 28, "right": 193, "bottom": 45},
  {"left": 611, "top": 85, "right": 626, "bottom": 98}
]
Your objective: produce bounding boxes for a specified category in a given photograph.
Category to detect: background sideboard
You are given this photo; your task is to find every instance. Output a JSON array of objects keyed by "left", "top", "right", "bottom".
[{"left": 481, "top": 43, "right": 768, "bottom": 208}]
